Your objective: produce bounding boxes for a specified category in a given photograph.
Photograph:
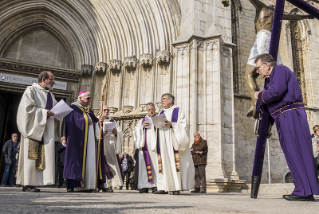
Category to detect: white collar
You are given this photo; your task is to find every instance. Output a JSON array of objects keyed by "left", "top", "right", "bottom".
[
  {"left": 32, "top": 83, "right": 50, "bottom": 93},
  {"left": 73, "top": 102, "right": 88, "bottom": 110},
  {"left": 163, "top": 105, "right": 177, "bottom": 111}
]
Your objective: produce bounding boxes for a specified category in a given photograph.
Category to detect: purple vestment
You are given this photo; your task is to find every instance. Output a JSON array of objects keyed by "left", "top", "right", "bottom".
[
  {"left": 63, "top": 104, "right": 106, "bottom": 189},
  {"left": 256, "top": 65, "right": 319, "bottom": 196},
  {"left": 141, "top": 118, "right": 153, "bottom": 182}
]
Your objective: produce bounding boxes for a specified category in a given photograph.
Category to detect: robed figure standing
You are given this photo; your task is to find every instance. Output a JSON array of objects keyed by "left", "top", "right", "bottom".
[
  {"left": 254, "top": 54, "right": 319, "bottom": 201},
  {"left": 63, "top": 91, "right": 106, "bottom": 192},
  {"left": 16, "top": 71, "right": 60, "bottom": 192},
  {"left": 154, "top": 93, "right": 195, "bottom": 195},
  {"left": 101, "top": 105, "right": 124, "bottom": 192},
  {"left": 134, "top": 102, "right": 158, "bottom": 193}
]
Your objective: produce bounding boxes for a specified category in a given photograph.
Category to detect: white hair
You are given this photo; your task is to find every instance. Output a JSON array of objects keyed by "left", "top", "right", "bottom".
[{"left": 77, "top": 91, "right": 90, "bottom": 102}]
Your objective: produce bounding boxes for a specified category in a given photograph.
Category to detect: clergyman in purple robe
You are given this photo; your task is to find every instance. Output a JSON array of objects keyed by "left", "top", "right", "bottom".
[
  {"left": 254, "top": 53, "right": 319, "bottom": 201},
  {"left": 63, "top": 91, "right": 106, "bottom": 192}
]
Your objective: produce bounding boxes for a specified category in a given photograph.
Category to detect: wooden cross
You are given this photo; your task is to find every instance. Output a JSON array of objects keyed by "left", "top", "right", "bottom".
[{"left": 269, "top": 0, "right": 319, "bottom": 60}]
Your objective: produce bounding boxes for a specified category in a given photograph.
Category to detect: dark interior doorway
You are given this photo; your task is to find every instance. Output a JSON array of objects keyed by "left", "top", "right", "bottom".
[{"left": 0, "top": 91, "right": 22, "bottom": 181}]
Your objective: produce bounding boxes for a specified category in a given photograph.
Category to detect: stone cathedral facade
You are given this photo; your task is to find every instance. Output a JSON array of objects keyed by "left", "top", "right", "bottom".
[{"left": 0, "top": 0, "right": 319, "bottom": 190}]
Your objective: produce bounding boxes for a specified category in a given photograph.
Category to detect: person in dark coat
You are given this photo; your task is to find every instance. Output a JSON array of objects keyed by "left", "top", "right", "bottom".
[
  {"left": 133, "top": 148, "right": 139, "bottom": 190},
  {"left": 120, "top": 152, "right": 134, "bottom": 190},
  {"left": 190, "top": 132, "right": 207, "bottom": 193},
  {"left": 56, "top": 136, "right": 66, "bottom": 188},
  {"left": 1, "top": 133, "right": 20, "bottom": 187}
]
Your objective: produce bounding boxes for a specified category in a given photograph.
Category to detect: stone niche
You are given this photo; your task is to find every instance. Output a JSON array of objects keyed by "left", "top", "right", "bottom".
[{"left": 3, "top": 27, "right": 72, "bottom": 68}]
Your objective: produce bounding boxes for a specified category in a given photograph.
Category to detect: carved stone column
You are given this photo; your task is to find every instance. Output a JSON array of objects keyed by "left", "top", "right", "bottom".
[
  {"left": 81, "top": 64, "right": 94, "bottom": 75},
  {"left": 140, "top": 54, "right": 153, "bottom": 68},
  {"left": 109, "top": 59, "right": 122, "bottom": 72},
  {"left": 156, "top": 50, "right": 170, "bottom": 64},
  {"left": 124, "top": 56, "right": 137, "bottom": 69},
  {"left": 94, "top": 62, "right": 108, "bottom": 74}
]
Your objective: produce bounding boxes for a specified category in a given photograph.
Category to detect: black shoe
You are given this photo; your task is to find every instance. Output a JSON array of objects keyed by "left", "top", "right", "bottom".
[
  {"left": 153, "top": 190, "right": 168, "bottom": 194},
  {"left": 57, "top": 185, "right": 63, "bottom": 188},
  {"left": 0, "top": 184, "right": 6, "bottom": 187},
  {"left": 168, "top": 191, "right": 180, "bottom": 195},
  {"left": 106, "top": 188, "right": 113, "bottom": 193},
  {"left": 152, "top": 187, "right": 158, "bottom": 193},
  {"left": 67, "top": 188, "right": 74, "bottom": 192},
  {"left": 191, "top": 188, "right": 200, "bottom": 193},
  {"left": 9, "top": 185, "right": 14, "bottom": 187},
  {"left": 251, "top": 176, "right": 261, "bottom": 199},
  {"left": 200, "top": 190, "right": 206, "bottom": 193},
  {"left": 23, "top": 186, "right": 40, "bottom": 192},
  {"left": 119, "top": 186, "right": 123, "bottom": 190},
  {"left": 29, "top": 186, "right": 40, "bottom": 192},
  {"left": 139, "top": 188, "right": 149, "bottom": 193},
  {"left": 283, "top": 194, "right": 315, "bottom": 201}
]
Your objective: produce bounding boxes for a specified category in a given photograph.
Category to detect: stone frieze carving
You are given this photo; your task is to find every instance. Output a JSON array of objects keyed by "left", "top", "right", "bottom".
[
  {"left": 81, "top": 64, "right": 94, "bottom": 75},
  {"left": 93, "top": 109, "right": 100, "bottom": 117},
  {"left": 156, "top": 50, "right": 170, "bottom": 64},
  {"left": 221, "top": 46, "right": 231, "bottom": 58},
  {"left": 0, "top": 59, "right": 81, "bottom": 80},
  {"left": 156, "top": 102, "right": 163, "bottom": 113},
  {"left": 138, "top": 103, "right": 147, "bottom": 112},
  {"left": 94, "top": 62, "right": 108, "bottom": 73},
  {"left": 109, "top": 107, "right": 118, "bottom": 115},
  {"left": 122, "top": 105, "right": 134, "bottom": 114},
  {"left": 109, "top": 60, "right": 122, "bottom": 72},
  {"left": 124, "top": 56, "right": 138, "bottom": 69},
  {"left": 197, "top": 42, "right": 204, "bottom": 51},
  {"left": 176, "top": 45, "right": 189, "bottom": 55},
  {"left": 140, "top": 53, "right": 153, "bottom": 67}
]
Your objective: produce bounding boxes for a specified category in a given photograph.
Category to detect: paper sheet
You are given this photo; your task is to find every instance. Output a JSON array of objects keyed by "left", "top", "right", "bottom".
[
  {"left": 144, "top": 116, "right": 153, "bottom": 129},
  {"left": 151, "top": 114, "right": 167, "bottom": 129},
  {"left": 50, "top": 99, "right": 73, "bottom": 121},
  {"left": 103, "top": 122, "right": 117, "bottom": 136}
]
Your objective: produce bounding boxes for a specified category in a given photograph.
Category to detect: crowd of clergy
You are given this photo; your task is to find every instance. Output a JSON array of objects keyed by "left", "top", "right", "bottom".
[
  {"left": 13, "top": 70, "right": 208, "bottom": 194},
  {"left": 11, "top": 52, "right": 319, "bottom": 201}
]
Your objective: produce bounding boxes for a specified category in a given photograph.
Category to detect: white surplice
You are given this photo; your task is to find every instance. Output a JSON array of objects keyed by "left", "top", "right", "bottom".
[
  {"left": 16, "top": 83, "right": 60, "bottom": 186},
  {"left": 74, "top": 103, "right": 100, "bottom": 191},
  {"left": 157, "top": 105, "right": 195, "bottom": 192},
  {"left": 103, "top": 118, "right": 124, "bottom": 188},
  {"left": 134, "top": 116, "right": 158, "bottom": 189}
]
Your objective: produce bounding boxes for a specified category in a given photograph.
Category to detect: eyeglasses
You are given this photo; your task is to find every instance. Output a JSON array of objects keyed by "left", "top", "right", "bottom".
[
  {"left": 45, "top": 78, "right": 55, "bottom": 81},
  {"left": 83, "top": 97, "right": 91, "bottom": 100},
  {"left": 104, "top": 109, "right": 110, "bottom": 112},
  {"left": 256, "top": 63, "right": 265, "bottom": 72}
]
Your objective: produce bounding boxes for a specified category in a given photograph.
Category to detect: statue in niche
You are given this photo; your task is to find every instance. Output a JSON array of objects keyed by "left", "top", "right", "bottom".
[{"left": 244, "top": 0, "right": 312, "bottom": 118}]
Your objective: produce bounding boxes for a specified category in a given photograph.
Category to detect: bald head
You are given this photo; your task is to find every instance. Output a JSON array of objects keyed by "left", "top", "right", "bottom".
[{"left": 103, "top": 105, "right": 110, "bottom": 118}]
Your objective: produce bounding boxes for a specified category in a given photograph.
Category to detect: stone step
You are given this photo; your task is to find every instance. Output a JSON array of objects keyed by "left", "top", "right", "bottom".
[{"left": 241, "top": 183, "right": 295, "bottom": 195}]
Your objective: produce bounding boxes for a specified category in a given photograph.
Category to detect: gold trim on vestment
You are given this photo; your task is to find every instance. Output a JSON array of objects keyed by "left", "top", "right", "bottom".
[
  {"left": 271, "top": 102, "right": 303, "bottom": 114},
  {"left": 78, "top": 106, "right": 90, "bottom": 187},
  {"left": 273, "top": 107, "right": 305, "bottom": 119},
  {"left": 261, "top": 91, "right": 266, "bottom": 104}
]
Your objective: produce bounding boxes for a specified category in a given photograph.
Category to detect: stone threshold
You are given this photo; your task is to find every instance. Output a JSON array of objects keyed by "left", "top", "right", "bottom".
[{"left": 206, "top": 179, "right": 246, "bottom": 193}]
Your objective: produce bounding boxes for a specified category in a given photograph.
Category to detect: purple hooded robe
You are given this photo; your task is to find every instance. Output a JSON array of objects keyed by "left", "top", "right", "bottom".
[{"left": 256, "top": 65, "right": 319, "bottom": 197}]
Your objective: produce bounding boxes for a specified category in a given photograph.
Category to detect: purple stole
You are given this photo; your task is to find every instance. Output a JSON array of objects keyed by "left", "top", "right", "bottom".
[
  {"left": 38, "top": 92, "right": 53, "bottom": 145},
  {"left": 141, "top": 118, "right": 153, "bottom": 182},
  {"left": 157, "top": 107, "right": 180, "bottom": 173}
]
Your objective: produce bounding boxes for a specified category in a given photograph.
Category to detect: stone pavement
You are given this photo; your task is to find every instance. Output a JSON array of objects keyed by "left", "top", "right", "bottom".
[{"left": 1, "top": 187, "right": 319, "bottom": 214}]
